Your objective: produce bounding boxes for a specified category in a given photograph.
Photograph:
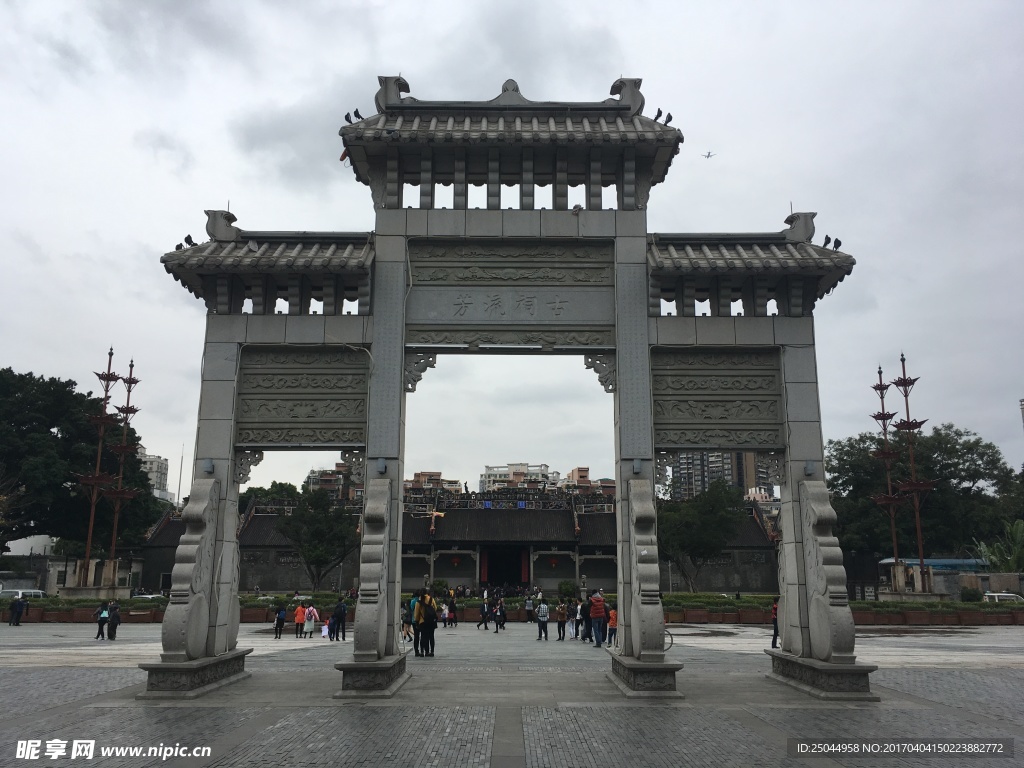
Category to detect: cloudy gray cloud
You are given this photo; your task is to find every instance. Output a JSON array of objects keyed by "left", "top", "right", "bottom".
[
  {"left": 133, "top": 128, "right": 195, "bottom": 175},
  {"left": 1, "top": 0, "right": 1021, "bottom": 505}
]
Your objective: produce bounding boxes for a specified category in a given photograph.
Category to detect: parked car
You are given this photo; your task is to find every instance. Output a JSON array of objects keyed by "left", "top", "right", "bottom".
[
  {"left": 0, "top": 589, "right": 48, "bottom": 601},
  {"left": 982, "top": 592, "right": 1024, "bottom": 603},
  {"left": 132, "top": 593, "right": 168, "bottom": 600}
]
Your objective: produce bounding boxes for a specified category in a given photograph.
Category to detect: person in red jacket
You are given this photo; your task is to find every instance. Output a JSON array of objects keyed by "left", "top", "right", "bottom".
[{"left": 589, "top": 589, "right": 607, "bottom": 648}]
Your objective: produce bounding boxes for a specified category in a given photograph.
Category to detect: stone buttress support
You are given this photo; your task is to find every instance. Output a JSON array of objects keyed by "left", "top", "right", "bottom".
[
  {"left": 338, "top": 235, "right": 409, "bottom": 696},
  {"left": 768, "top": 339, "right": 877, "bottom": 700},
  {"left": 610, "top": 211, "right": 682, "bottom": 696},
  {"left": 139, "top": 321, "right": 251, "bottom": 699}
]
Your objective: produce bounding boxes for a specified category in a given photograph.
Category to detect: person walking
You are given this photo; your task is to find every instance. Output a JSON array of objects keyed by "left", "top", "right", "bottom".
[
  {"left": 607, "top": 603, "right": 618, "bottom": 647},
  {"left": 333, "top": 599, "right": 348, "bottom": 641},
  {"left": 476, "top": 597, "right": 489, "bottom": 631},
  {"left": 304, "top": 603, "right": 318, "bottom": 639},
  {"left": 495, "top": 597, "right": 506, "bottom": 632},
  {"left": 274, "top": 605, "right": 286, "bottom": 639},
  {"left": 525, "top": 596, "right": 535, "bottom": 623},
  {"left": 415, "top": 589, "right": 437, "bottom": 657},
  {"left": 93, "top": 601, "right": 109, "bottom": 640},
  {"left": 536, "top": 599, "right": 549, "bottom": 641},
  {"left": 107, "top": 604, "right": 121, "bottom": 641},
  {"left": 771, "top": 596, "right": 780, "bottom": 649},
  {"left": 581, "top": 596, "right": 592, "bottom": 643},
  {"left": 411, "top": 590, "right": 422, "bottom": 654},
  {"left": 447, "top": 597, "right": 458, "bottom": 628},
  {"left": 555, "top": 600, "right": 567, "bottom": 641},
  {"left": 590, "top": 590, "right": 607, "bottom": 648},
  {"left": 294, "top": 602, "right": 307, "bottom": 638},
  {"left": 401, "top": 601, "right": 414, "bottom": 642},
  {"left": 7, "top": 597, "right": 18, "bottom": 626},
  {"left": 10, "top": 597, "right": 26, "bottom": 627}
]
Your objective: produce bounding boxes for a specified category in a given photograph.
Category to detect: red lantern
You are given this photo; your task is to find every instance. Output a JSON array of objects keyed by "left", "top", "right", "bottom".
[
  {"left": 549, "top": 557, "right": 558, "bottom": 569},
  {"left": 451, "top": 556, "right": 461, "bottom": 568}
]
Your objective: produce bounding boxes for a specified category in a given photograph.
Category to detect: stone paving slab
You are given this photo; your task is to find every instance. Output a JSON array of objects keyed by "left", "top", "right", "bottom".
[{"left": 0, "top": 623, "right": 1022, "bottom": 767}]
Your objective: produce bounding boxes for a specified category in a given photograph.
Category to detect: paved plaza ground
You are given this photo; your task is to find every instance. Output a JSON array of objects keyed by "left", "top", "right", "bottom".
[{"left": 0, "top": 620, "right": 1022, "bottom": 767}]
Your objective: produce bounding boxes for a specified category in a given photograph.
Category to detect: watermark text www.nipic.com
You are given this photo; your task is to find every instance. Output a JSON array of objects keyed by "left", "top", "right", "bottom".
[{"left": 16, "top": 740, "right": 212, "bottom": 760}]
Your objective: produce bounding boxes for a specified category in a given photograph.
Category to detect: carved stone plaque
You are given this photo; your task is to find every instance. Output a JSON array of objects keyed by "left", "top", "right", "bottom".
[
  {"left": 651, "top": 348, "right": 783, "bottom": 450},
  {"left": 235, "top": 347, "right": 369, "bottom": 448},
  {"left": 406, "top": 286, "right": 614, "bottom": 326}
]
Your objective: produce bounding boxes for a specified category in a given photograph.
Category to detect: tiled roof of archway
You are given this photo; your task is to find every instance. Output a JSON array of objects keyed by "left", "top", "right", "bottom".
[
  {"left": 648, "top": 235, "right": 855, "bottom": 298},
  {"left": 160, "top": 231, "right": 374, "bottom": 299}
]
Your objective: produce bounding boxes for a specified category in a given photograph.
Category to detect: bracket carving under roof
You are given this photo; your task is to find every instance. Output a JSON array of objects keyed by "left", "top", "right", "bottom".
[
  {"left": 373, "top": 75, "right": 647, "bottom": 117},
  {"left": 584, "top": 354, "right": 616, "bottom": 393},
  {"left": 234, "top": 450, "right": 264, "bottom": 484},
  {"left": 404, "top": 353, "right": 436, "bottom": 392}
]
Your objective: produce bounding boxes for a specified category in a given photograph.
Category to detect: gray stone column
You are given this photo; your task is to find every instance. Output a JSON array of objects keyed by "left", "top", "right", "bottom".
[
  {"left": 356, "top": 232, "right": 408, "bottom": 660},
  {"left": 611, "top": 211, "right": 659, "bottom": 660},
  {"left": 192, "top": 316, "right": 245, "bottom": 657},
  {"left": 776, "top": 318, "right": 823, "bottom": 657}
]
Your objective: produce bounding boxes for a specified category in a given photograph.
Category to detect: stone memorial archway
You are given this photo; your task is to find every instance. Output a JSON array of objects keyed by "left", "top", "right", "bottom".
[{"left": 141, "top": 76, "right": 875, "bottom": 701}]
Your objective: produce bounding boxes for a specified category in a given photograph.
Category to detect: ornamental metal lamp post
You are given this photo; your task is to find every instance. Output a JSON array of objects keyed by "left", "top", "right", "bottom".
[
  {"left": 870, "top": 366, "right": 902, "bottom": 591},
  {"left": 104, "top": 359, "right": 140, "bottom": 588},
  {"left": 76, "top": 349, "right": 120, "bottom": 587},
  {"left": 891, "top": 354, "right": 935, "bottom": 594}
]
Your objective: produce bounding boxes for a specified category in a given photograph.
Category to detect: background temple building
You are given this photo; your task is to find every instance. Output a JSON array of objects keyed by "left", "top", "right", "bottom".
[{"left": 478, "top": 462, "right": 560, "bottom": 491}]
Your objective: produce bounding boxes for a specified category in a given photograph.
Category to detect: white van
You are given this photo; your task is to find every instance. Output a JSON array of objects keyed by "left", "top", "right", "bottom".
[
  {"left": 982, "top": 592, "right": 1024, "bottom": 603},
  {"left": 0, "top": 589, "right": 48, "bottom": 601}
]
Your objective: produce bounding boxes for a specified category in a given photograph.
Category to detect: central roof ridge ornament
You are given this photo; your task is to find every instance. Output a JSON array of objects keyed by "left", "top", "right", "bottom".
[{"left": 373, "top": 75, "right": 647, "bottom": 117}]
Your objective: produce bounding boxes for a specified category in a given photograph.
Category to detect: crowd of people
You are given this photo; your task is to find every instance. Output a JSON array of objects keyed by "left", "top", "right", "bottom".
[{"left": 276, "top": 598, "right": 349, "bottom": 641}]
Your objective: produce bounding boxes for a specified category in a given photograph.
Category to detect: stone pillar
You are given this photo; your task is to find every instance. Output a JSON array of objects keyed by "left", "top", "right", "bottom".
[
  {"left": 192, "top": 317, "right": 244, "bottom": 658},
  {"left": 354, "top": 231, "right": 408, "bottom": 661},
  {"left": 776, "top": 321, "right": 820, "bottom": 658},
  {"left": 611, "top": 210, "right": 661, "bottom": 661}
]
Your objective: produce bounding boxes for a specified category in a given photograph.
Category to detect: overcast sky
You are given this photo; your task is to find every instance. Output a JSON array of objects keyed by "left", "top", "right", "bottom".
[{"left": 3, "top": 1, "right": 1022, "bottom": 500}]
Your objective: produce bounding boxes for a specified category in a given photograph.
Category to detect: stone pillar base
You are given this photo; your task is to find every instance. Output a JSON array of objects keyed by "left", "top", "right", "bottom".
[
  {"left": 334, "top": 653, "right": 409, "bottom": 698},
  {"left": 765, "top": 649, "right": 879, "bottom": 701},
  {"left": 137, "top": 648, "right": 252, "bottom": 700},
  {"left": 608, "top": 650, "right": 684, "bottom": 698}
]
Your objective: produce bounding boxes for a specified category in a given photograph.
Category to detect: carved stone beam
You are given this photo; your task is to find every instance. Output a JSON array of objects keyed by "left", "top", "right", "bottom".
[
  {"left": 404, "top": 353, "right": 437, "bottom": 393},
  {"left": 234, "top": 451, "right": 264, "bottom": 485},
  {"left": 584, "top": 354, "right": 616, "bottom": 393}
]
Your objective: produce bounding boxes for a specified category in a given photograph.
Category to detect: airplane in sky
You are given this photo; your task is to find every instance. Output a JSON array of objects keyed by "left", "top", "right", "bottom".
[{"left": 702, "top": 151, "right": 715, "bottom": 159}]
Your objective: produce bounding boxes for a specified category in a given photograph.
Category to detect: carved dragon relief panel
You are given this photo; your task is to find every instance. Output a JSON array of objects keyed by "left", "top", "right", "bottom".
[
  {"left": 651, "top": 348, "right": 783, "bottom": 450},
  {"left": 235, "top": 346, "right": 369, "bottom": 449},
  {"left": 410, "top": 242, "right": 614, "bottom": 263}
]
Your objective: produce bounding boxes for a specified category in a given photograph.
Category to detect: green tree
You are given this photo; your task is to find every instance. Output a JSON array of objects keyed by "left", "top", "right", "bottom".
[
  {"left": 972, "top": 519, "right": 1024, "bottom": 572},
  {"left": 657, "top": 480, "right": 746, "bottom": 592},
  {"left": 275, "top": 488, "right": 359, "bottom": 592},
  {"left": 0, "top": 368, "right": 160, "bottom": 554},
  {"left": 239, "top": 481, "right": 301, "bottom": 515},
  {"left": 826, "top": 424, "right": 1015, "bottom": 559}
]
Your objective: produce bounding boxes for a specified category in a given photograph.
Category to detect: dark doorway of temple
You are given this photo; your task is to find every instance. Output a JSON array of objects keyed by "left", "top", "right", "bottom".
[{"left": 482, "top": 545, "right": 527, "bottom": 589}]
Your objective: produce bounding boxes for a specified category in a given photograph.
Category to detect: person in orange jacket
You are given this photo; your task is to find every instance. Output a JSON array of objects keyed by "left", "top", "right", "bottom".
[
  {"left": 294, "top": 603, "right": 307, "bottom": 638},
  {"left": 607, "top": 604, "right": 618, "bottom": 647}
]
